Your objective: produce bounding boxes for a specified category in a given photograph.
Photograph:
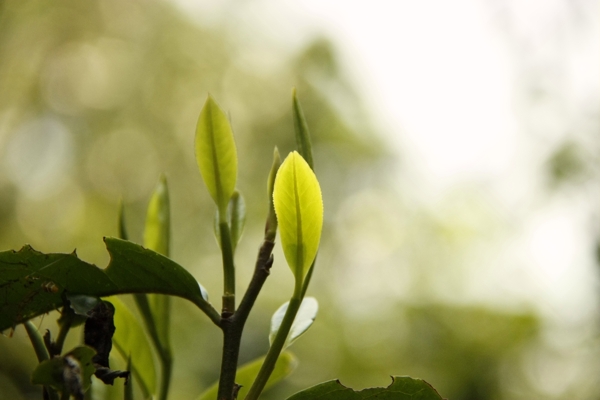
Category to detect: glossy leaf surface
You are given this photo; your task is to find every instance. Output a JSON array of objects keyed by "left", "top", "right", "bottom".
[
  {"left": 0, "top": 238, "right": 213, "bottom": 331},
  {"left": 109, "top": 296, "right": 156, "bottom": 398},
  {"left": 273, "top": 151, "right": 323, "bottom": 282},
  {"left": 195, "top": 95, "right": 238, "bottom": 214},
  {"left": 286, "top": 376, "right": 444, "bottom": 400},
  {"left": 270, "top": 297, "right": 318, "bottom": 348},
  {"left": 197, "top": 352, "right": 297, "bottom": 400}
]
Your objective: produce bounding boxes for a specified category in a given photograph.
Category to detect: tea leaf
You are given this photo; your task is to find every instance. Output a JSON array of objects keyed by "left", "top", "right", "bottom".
[
  {"left": 0, "top": 238, "right": 218, "bottom": 331},
  {"left": 269, "top": 297, "right": 318, "bottom": 348},
  {"left": 195, "top": 95, "right": 238, "bottom": 215},
  {"left": 286, "top": 376, "right": 444, "bottom": 400},
  {"left": 273, "top": 151, "right": 323, "bottom": 283}
]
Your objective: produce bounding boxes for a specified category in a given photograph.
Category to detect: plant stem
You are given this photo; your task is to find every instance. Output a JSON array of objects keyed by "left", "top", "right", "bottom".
[
  {"left": 158, "top": 349, "right": 173, "bottom": 400},
  {"left": 124, "top": 356, "right": 134, "bottom": 400},
  {"left": 244, "top": 294, "right": 302, "bottom": 400},
  {"left": 217, "top": 317, "right": 243, "bottom": 400},
  {"left": 193, "top": 297, "right": 222, "bottom": 326},
  {"left": 54, "top": 314, "right": 74, "bottom": 356},
  {"left": 219, "top": 222, "right": 236, "bottom": 314},
  {"left": 25, "top": 320, "right": 60, "bottom": 400},
  {"left": 300, "top": 258, "right": 316, "bottom": 299},
  {"left": 216, "top": 240, "right": 275, "bottom": 400},
  {"left": 24, "top": 321, "right": 50, "bottom": 362}
]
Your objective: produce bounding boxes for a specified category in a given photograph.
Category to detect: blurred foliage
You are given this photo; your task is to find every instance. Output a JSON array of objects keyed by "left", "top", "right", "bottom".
[
  {"left": 546, "top": 141, "right": 589, "bottom": 189},
  {"left": 0, "top": 0, "right": 550, "bottom": 399}
]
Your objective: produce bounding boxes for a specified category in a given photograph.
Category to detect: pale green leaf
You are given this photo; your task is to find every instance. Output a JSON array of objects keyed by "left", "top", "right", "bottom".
[
  {"left": 144, "top": 175, "right": 170, "bottom": 257},
  {"left": 196, "top": 352, "right": 297, "bottom": 400},
  {"left": 273, "top": 151, "right": 323, "bottom": 281},
  {"left": 269, "top": 297, "right": 318, "bottom": 348},
  {"left": 143, "top": 176, "right": 172, "bottom": 356},
  {"left": 109, "top": 296, "right": 156, "bottom": 398},
  {"left": 228, "top": 191, "right": 246, "bottom": 252},
  {"left": 195, "top": 95, "right": 238, "bottom": 214},
  {"left": 285, "top": 376, "right": 444, "bottom": 400}
]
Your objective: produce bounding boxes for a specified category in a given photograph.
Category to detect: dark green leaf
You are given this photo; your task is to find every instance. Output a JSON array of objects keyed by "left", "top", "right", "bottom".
[
  {"left": 0, "top": 238, "right": 217, "bottom": 331},
  {"left": 285, "top": 376, "right": 444, "bottom": 400}
]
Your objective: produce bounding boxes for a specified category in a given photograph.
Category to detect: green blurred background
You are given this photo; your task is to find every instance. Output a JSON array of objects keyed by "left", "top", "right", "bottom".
[{"left": 0, "top": 0, "right": 598, "bottom": 399}]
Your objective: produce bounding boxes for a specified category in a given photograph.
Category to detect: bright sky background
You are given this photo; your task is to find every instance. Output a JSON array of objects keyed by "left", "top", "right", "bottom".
[{"left": 176, "top": 0, "right": 600, "bottom": 325}]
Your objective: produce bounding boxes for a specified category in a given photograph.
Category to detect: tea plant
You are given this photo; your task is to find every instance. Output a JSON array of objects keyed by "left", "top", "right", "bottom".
[{"left": 0, "top": 91, "right": 444, "bottom": 400}]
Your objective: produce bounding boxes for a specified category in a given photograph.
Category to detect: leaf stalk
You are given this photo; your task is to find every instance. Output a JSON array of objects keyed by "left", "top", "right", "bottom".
[{"left": 244, "top": 290, "right": 303, "bottom": 400}]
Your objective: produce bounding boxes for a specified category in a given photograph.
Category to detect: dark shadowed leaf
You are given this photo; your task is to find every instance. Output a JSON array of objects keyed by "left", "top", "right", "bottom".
[
  {"left": 286, "top": 376, "right": 444, "bottom": 400},
  {"left": 0, "top": 238, "right": 215, "bottom": 331},
  {"left": 32, "top": 346, "right": 96, "bottom": 395}
]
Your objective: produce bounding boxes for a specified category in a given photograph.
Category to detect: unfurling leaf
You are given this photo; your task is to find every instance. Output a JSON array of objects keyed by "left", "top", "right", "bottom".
[
  {"left": 285, "top": 376, "right": 444, "bottom": 400},
  {"left": 214, "top": 190, "right": 246, "bottom": 253},
  {"left": 273, "top": 151, "right": 323, "bottom": 283},
  {"left": 265, "top": 147, "right": 282, "bottom": 241},
  {"left": 270, "top": 297, "right": 318, "bottom": 348},
  {"left": 197, "top": 352, "right": 297, "bottom": 400},
  {"left": 195, "top": 95, "right": 238, "bottom": 215},
  {"left": 292, "top": 89, "right": 314, "bottom": 170}
]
